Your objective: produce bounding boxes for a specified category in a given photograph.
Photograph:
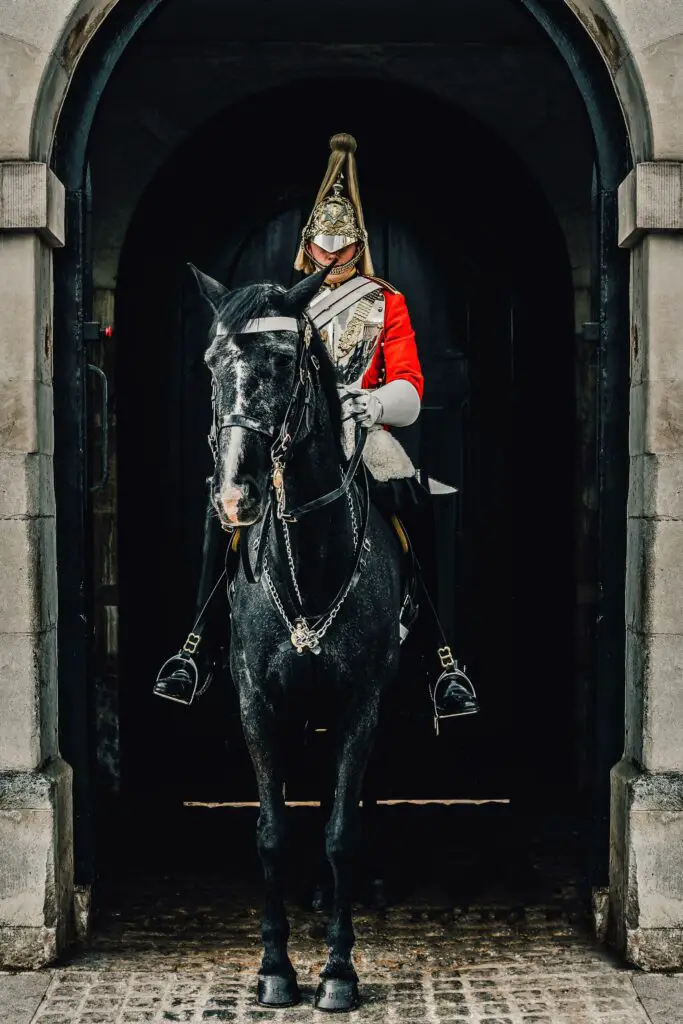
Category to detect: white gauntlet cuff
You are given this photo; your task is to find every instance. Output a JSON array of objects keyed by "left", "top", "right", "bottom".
[{"left": 373, "top": 379, "right": 421, "bottom": 427}]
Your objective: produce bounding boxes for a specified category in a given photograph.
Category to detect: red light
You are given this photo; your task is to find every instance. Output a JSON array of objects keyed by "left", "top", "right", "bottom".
[{"left": 104, "top": 325, "right": 114, "bottom": 338}]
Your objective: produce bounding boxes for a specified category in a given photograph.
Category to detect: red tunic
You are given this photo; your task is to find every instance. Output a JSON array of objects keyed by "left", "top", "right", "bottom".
[{"left": 361, "top": 290, "right": 424, "bottom": 400}]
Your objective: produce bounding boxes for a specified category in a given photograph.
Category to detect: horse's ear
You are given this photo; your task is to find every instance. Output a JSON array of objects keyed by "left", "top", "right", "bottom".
[
  {"left": 280, "top": 265, "right": 331, "bottom": 316},
  {"left": 187, "top": 263, "right": 230, "bottom": 314}
]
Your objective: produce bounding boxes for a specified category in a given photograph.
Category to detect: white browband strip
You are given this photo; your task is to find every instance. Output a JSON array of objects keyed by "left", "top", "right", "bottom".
[{"left": 238, "top": 317, "right": 299, "bottom": 334}]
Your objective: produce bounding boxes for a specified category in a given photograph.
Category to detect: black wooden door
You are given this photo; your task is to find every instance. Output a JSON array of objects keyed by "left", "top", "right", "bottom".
[
  {"left": 117, "top": 92, "right": 575, "bottom": 806},
  {"left": 119, "top": 207, "right": 532, "bottom": 803}
]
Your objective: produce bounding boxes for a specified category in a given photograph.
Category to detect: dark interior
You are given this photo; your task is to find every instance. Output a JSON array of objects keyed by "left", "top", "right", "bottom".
[{"left": 113, "top": 78, "right": 576, "bottom": 814}]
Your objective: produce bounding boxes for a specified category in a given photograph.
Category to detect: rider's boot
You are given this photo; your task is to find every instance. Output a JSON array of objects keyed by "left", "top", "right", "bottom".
[
  {"left": 396, "top": 481, "right": 480, "bottom": 721},
  {"left": 153, "top": 498, "right": 234, "bottom": 705}
]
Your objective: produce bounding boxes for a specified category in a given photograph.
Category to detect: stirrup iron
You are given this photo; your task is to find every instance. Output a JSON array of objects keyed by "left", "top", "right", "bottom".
[
  {"left": 430, "top": 653, "right": 478, "bottom": 735},
  {"left": 153, "top": 642, "right": 213, "bottom": 706}
]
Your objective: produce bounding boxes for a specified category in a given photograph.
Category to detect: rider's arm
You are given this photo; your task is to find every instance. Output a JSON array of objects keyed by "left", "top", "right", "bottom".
[
  {"left": 358, "top": 291, "right": 423, "bottom": 427},
  {"left": 373, "top": 378, "right": 421, "bottom": 427}
]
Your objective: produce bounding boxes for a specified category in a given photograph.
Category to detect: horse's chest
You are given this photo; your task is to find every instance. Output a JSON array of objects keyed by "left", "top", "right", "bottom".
[{"left": 318, "top": 291, "right": 385, "bottom": 387}]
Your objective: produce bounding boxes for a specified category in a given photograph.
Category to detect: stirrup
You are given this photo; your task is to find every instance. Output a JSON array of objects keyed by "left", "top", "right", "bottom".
[
  {"left": 430, "top": 648, "right": 478, "bottom": 735},
  {"left": 153, "top": 648, "right": 213, "bottom": 706}
]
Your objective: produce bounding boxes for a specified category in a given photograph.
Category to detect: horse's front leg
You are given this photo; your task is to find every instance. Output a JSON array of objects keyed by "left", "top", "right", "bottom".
[
  {"left": 240, "top": 692, "right": 299, "bottom": 1008},
  {"left": 315, "top": 691, "right": 380, "bottom": 1012}
]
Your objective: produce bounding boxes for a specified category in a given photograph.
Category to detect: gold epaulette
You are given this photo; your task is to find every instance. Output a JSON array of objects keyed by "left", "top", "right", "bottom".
[{"left": 367, "top": 275, "right": 401, "bottom": 295}]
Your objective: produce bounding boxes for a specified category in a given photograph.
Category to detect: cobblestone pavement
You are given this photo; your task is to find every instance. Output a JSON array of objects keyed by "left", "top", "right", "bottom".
[
  {"left": 26, "top": 880, "right": 655, "bottom": 1023},
  {"left": 31, "top": 962, "right": 650, "bottom": 1024},
  {"left": 15, "top": 806, "right": 673, "bottom": 1022}
]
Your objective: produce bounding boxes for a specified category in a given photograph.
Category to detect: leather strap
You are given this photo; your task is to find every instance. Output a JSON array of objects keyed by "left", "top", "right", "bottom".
[
  {"left": 308, "top": 274, "right": 369, "bottom": 314},
  {"left": 309, "top": 277, "right": 380, "bottom": 330},
  {"left": 219, "top": 413, "right": 276, "bottom": 438},
  {"left": 184, "top": 568, "right": 227, "bottom": 639},
  {"left": 240, "top": 504, "right": 272, "bottom": 584},
  {"left": 238, "top": 317, "right": 299, "bottom": 334},
  {"left": 265, "top": 466, "right": 371, "bottom": 624},
  {"left": 281, "top": 427, "right": 368, "bottom": 521}
]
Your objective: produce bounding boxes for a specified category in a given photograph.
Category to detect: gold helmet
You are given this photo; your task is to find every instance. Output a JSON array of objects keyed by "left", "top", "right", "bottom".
[{"left": 295, "top": 133, "right": 375, "bottom": 278}]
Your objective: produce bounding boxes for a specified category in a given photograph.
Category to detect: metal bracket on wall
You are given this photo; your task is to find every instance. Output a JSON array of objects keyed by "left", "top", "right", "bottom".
[
  {"left": 87, "top": 363, "right": 109, "bottom": 493},
  {"left": 83, "top": 321, "right": 111, "bottom": 493},
  {"left": 83, "top": 321, "right": 101, "bottom": 343}
]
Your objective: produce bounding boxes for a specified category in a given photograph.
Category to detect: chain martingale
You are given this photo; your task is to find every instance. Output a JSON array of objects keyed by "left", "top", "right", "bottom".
[{"left": 262, "top": 477, "right": 361, "bottom": 655}]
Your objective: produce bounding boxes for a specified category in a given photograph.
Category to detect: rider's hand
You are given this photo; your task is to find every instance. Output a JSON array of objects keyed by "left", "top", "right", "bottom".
[{"left": 348, "top": 390, "right": 384, "bottom": 428}]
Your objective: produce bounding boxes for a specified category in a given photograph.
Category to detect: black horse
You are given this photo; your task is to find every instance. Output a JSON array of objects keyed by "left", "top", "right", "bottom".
[{"left": 193, "top": 263, "right": 403, "bottom": 1011}]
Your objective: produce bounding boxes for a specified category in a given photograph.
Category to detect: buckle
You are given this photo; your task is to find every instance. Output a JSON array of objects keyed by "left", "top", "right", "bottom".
[
  {"left": 438, "top": 646, "right": 455, "bottom": 670},
  {"left": 182, "top": 632, "right": 202, "bottom": 655}
]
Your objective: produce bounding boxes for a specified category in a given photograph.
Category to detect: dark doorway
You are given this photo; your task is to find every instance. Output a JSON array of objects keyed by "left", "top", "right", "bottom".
[{"left": 114, "top": 79, "right": 576, "bottom": 808}]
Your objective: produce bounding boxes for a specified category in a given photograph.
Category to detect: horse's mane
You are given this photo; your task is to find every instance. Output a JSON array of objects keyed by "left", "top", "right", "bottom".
[
  {"left": 216, "top": 282, "right": 277, "bottom": 335},
  {"left": 216, "top": 282, "right": 344, "bottom": 459},
  {"left": 308, "top": 327, "right": 344, "bottom": 460}
]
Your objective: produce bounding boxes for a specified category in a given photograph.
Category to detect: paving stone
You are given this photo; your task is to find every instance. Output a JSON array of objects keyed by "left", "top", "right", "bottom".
[
  {"left": 11, "top": 839, "right": 670, "bottom": 1024},
  {"left": 25, "top": 968, "right": 654, "bottom": 1022}
]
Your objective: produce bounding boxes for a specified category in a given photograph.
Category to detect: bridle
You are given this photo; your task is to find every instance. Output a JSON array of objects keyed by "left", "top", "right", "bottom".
[{"left": 208, "top": 312, "right": 369, "bottom": 589}]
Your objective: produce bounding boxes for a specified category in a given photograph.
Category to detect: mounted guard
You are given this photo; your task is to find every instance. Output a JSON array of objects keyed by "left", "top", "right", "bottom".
[{"left": 154, "top": 132, "right": 479, "bottom": 726}]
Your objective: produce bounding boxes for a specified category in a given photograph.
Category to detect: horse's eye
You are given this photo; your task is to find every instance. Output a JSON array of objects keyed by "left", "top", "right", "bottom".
[{"left": 271, "top": 352, "right": 293, "bottom": 370}]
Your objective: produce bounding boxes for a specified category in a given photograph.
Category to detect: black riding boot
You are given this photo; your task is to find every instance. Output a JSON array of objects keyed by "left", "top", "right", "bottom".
[
  {"left": 153, "top": 498, "right": 231, "bottom": 705},
  {"left": 379, "top": 477, "right": 480, "bottom": 723}
]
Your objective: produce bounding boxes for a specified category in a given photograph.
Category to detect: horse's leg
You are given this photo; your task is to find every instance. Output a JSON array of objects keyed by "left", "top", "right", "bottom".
[
  {"left": 361, "top": 763, "right": 387, "bottom": 911},
  {"left": 312, "top": 734, "right": 335, "bottom": 912},
  {"left": 315, "top": 695, "right": 379, "bottom": 1012},
  {"left": 241, "top": 702, "right": 299, "bottom": 1008}
]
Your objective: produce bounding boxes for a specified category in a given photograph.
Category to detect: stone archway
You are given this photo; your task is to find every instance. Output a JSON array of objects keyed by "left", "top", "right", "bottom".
[{"left": 1, "top": 0, "right": 683, "bottom": 972}]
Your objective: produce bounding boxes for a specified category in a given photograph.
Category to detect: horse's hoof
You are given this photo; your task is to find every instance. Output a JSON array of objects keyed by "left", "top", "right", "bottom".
[
  {"left": 257, "top": 973, "right": 300, "bottom": 1007},
  {"left": 314, "top": 977, "right": 360, "bottom": 1012}
]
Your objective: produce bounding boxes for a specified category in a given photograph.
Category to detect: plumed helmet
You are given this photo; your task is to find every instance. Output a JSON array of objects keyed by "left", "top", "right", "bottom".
[
  {"left": 295, "top": 133, "right": 374, "bottom": 277},
  {"left": 306, "top": 178, "right": 361, "bottom": 253}
]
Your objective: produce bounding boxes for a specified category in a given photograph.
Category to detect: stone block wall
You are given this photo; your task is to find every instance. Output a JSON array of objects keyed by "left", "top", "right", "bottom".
[
  {"left": 0, "top": 163, "right": 73, "bottom": 967},
  {"left": 611, "top": 162, "right": 683, "bottom": 969}
]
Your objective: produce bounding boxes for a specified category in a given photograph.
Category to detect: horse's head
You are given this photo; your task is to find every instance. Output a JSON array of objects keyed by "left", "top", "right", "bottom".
[{"left": 192, "top": 264, "right": 329, "bottom": 527}]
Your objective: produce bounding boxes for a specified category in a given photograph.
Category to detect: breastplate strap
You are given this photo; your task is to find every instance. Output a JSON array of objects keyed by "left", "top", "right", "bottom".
[{"left": 308, "top": 276, "right": 380, "bottom": 330}]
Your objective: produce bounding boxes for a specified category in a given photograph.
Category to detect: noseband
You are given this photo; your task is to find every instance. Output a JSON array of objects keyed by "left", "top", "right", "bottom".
[{"left": 209, "top": 315, "right": 367, "bottom": 525}]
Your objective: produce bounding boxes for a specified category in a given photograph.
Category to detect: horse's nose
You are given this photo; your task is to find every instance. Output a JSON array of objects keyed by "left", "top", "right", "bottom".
[
  {"left": 221, "top": 487, "right": 246, "bottom": 523},
  {"left": 220, "top": 483, "right": 260, "bottom": 523}
]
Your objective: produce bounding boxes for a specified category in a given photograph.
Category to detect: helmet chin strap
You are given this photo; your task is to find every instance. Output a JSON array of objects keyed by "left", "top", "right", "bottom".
[{"left": 306, "top": 243, "right": 365, "bottom": 276}]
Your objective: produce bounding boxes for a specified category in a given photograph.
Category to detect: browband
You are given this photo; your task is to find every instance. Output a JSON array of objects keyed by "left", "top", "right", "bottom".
[{"left": 218, "top": 317, "right": 299, "bottom": 335}]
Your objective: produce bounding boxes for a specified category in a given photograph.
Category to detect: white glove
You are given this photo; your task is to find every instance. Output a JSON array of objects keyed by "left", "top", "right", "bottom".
[{"left": 346, "top": 390, "right": 384, "bottom": 428}]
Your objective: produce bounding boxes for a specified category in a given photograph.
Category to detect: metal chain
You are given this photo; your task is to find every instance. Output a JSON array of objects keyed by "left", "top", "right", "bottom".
[
  {"left": 262, "top": 483, "right": 363, "bottom": 647},
  {"left": 262, "top": 559, "right": 296, "bottom": 635},
  {"left": 280, "top": 517, "right": 304, "bottom": 606},
  {"left": 280, "top": 475, "right": 357, "bottom": 609},
  {"left": 347, "top": 483, "right": 359, "bottom": 551}
]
